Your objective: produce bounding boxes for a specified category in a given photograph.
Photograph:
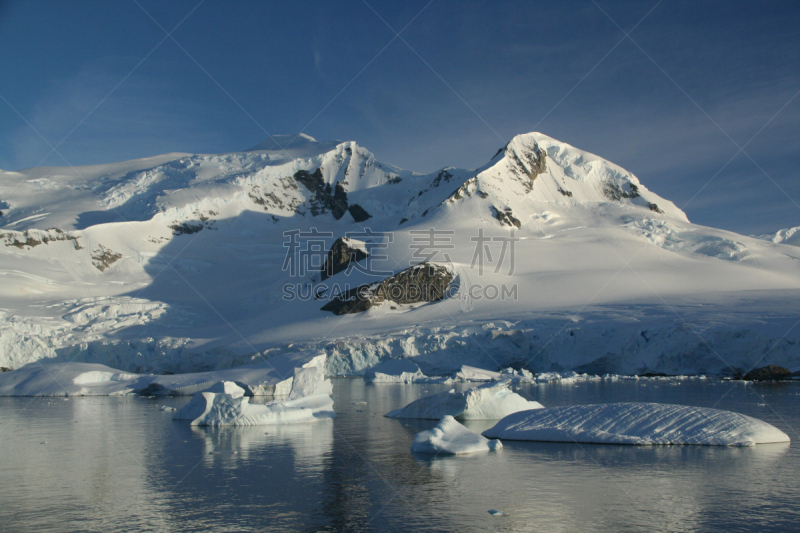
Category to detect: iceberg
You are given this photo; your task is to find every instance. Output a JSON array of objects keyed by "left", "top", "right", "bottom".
[
  {"left": 386, "top": 379, "right": 543, "bottom": 420},
  {"left": 365, "top": 358, "right": 425, "bottom": 383},
  {"left": 173, "top": 357, "right": 335, "bottom": 426},
  {"left": 411, "top": 415, "right": 503, "bottom": 455},
  {"left": 483, "top": 402, "right": 791, "bottom": 446}
]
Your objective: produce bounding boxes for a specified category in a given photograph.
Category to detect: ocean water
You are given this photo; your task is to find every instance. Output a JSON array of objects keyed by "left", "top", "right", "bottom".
[{"left": 0, "top": 378, "right": 797, "bottom": 532}]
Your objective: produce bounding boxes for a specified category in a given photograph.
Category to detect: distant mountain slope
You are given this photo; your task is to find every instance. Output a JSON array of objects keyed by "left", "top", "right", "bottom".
[
  {"left": 755, "top": 226, "right": 800, "bottom": 246},
  {"left": 1, "top": 132, "right": 799, "bottom": 375}
]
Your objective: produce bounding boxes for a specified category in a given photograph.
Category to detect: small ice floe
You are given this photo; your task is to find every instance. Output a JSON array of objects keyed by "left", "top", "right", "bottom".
[
  {"left": 411, "top": 416, "right": 502, "bottom": 455},
  {"left": 172, "top": 357, "right": 335, "bottom": 426},
  {"left": 386, "top": 379, "right": 543, "bottom": 420},
  {"left": 483, "top": 402, "right": 790, "bottom": 446},
  {"left": 488, "top": 509, "right": 507, "bottom": 517},
  {"left": 159, "top": 405, "right": 177, "bottom": 412}
]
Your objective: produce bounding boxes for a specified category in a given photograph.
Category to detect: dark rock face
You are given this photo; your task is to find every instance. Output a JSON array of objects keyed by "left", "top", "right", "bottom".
[
  {"left": 321, "top": 237, "right": 369, "bottom": 281},
  {"left": 506, "top": 142, "right": 547, "bottom": 192},
  {"left": 2, "top": 228, "right": 82, "bottom": 250},
  {"left": 744, "top": 364, "right": 791, "bottom": 381},
  {"left": 347, "top": 204, "right": 371, "bottom": 222},
  {"left": 91, "top": 245, "right": 123, "bottom": 272},
  {"left": 492, "top": 206, "right": 521, "bottom": 228},
  {"left": 0, "top": 367, "right": 10, "bottom": 372},
  {"left": 321, "top": 263, "right": 454, "bottom": 315},
  {"left": 603, "top": 182, "right": 640, "bottom": 201},
  {"left": 169, "top": 222, "right": 204, "bottom": 235},
  {"left": 294, "top": 168, "right": 350, "bottom": 220}
]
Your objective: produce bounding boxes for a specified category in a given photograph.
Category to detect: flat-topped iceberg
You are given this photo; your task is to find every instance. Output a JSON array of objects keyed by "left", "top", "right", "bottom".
[
  {"left": 483, "top": 402, "right": 791, "bottom": 446},
  {"left": 386, "top": 379, "right": 543, "bottom": 420},
  {"left": 173, "top": 357, "right": 335, "bottom": 426},
  {"left": 411, "top": 415, "right": 503, "bottom": 455}
]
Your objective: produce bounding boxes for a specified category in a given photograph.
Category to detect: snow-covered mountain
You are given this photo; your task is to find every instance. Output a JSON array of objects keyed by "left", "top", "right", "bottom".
[
  {"left": 1, "top": 132, "right": 799, "bottom": 376},
  {"left": 755, "top": 226, "right": 800, "bottom": 246}
]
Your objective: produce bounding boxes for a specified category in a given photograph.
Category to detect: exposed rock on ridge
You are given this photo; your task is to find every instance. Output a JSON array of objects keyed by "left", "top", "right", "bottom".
[
  {"left": 321, "top": 237, "right": 369, "bottom": 281},
  {"left": 321, "top": 263, "right": 454, "bottom": 315}
]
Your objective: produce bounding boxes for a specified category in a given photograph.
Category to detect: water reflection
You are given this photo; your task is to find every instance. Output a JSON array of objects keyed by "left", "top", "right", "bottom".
[
  {"left": 0, "top": 379, "right": 797, "bottom": 532},
  {"left": 190, "top": 419, "right": 333, "bottom": 473}
]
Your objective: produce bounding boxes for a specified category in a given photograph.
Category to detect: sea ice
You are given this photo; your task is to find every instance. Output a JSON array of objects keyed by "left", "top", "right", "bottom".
[
  {"left": 411, "top": 415, "right": 502, "bottom": 455},
  {"left": 386, "top": 379, "right": 543, "bottom": 420},
  {"left": 483, "top": 402, "right": 791, "bottom": 446}
]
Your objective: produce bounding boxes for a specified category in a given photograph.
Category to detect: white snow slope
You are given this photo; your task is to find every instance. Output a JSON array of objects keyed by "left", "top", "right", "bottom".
[
  {"left": 2, "top": 132, "right": 800, "bottom": 377},
  {"left": 483, "top": 402, "right": 790, "bottom": 446},
  {"left": 756, "top": 226, "right": 800, "bottom": 246}
]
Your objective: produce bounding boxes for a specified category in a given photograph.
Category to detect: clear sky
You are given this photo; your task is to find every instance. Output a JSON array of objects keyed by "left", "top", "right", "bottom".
[{"left": 1, "top": 0, "right": 798, "bottom": 235}]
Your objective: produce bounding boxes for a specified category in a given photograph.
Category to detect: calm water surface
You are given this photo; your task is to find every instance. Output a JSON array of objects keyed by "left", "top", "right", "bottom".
[{"left": 1, "top": 378, "right": 798, "bottom": 532}]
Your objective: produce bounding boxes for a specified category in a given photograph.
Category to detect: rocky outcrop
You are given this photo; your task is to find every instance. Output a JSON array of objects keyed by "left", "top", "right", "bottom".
[
  {"left": 492, "top": 206, "right": 521, "bottom": 228},
  {"left": 603, "top": 182, "right": 639, "bottom": 201},
  {"left": 321, "top": 262, "right": 454, "bottom": 315},
  {"left": 294, "top": 168, "right": 349, "bottom": 219},
  {"left": 347, "top": 204, "right": 371, "bottom": 222},
  {"left": 321, "top": 237, "right": 369, "bottom": 281},
  {"left": 2, "top": 228, "right": 82, "bottom": 250},
  {"left": 91, "top": 245, "right": 123, "bottom": 272},
  {"left": 744, "top": 365, "right": 791, "bottom": 381},
  {"left": 506, "top": 141, "right": 546, "bottom": 192}
]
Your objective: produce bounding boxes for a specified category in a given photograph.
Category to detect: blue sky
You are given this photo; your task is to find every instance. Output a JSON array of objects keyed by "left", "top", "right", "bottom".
[{"left": 1, "top": 0, "right": 798, "bottom": 235}]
